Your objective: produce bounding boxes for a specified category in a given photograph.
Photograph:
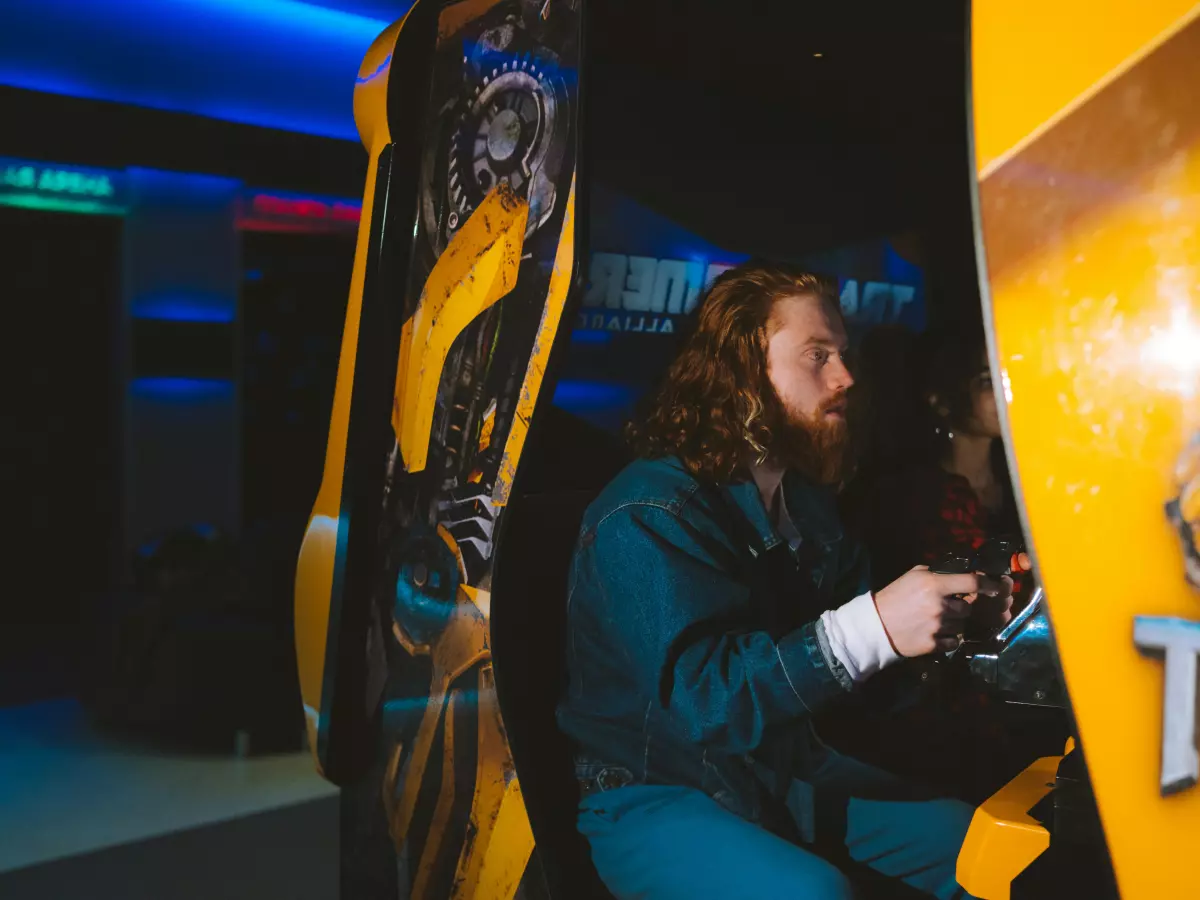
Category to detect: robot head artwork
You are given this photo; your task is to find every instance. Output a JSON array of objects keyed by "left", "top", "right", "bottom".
[{"left": 419, "top": 0, "right": 575, "bottom": 261}]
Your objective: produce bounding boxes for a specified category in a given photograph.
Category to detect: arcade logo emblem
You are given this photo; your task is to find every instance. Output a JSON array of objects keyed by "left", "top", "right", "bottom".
[{"left": 1134, "top": 433, "right": 1200, "bottom": 796}]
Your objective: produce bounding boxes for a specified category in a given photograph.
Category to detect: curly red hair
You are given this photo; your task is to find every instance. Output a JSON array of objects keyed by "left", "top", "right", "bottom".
[{"left": 626, "top": 260, "right": 840, "bottom": 482}]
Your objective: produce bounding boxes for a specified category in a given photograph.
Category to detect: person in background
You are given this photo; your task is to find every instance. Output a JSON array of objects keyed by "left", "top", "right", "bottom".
[
  {"left": 832, "top": 328, "right": 1063, "bottom": 803},
  {"left": 861, "top": 330, "right": 1021, "bottom": 591}
]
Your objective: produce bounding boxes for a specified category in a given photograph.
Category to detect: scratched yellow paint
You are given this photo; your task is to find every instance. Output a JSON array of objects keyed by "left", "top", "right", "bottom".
[
  {"left": 493, "top": 176, "right": 577, "bottom": 507},
  {"left": 294, "top": 15, "right": 404, "bottom": 768},
  {"left": 973, "top": 0, "right": 1200, "bottom": 175},
  {"left": 973, "top": 5, "right": 1200, "bottom": 896},
  {"left": 392, "top": 185, "right": 529, "bottom": 474}
]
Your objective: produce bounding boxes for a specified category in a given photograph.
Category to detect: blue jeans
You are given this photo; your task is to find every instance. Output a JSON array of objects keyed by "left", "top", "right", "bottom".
[{"left": 577, "top": 748, "right": 977, "bottom": 900}]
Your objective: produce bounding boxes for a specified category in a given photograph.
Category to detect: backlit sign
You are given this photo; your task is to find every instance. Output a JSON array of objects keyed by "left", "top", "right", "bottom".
[
  {"left": 576, "top": 251, "right": 919, "bottom": 335},
  {"left": 0, "top": 156, "right": 126, "bottom": 215},
  {"left": 578, "top": 252, "right": 735, "bottom": 335},
  {"left": 838, "top": 279, "right": 918, "bottom": 326}
]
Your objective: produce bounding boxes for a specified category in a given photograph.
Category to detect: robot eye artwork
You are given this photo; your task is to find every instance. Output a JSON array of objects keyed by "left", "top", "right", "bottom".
[
  {"left": 1134, "top": 432, "right": 1200, "bottom": 797},
  {"left": 419, "top": 1, "right": 573, "bottom": 261}
]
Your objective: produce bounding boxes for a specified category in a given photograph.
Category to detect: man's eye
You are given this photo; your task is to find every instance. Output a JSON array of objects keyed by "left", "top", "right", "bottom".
[{"left": 808, "top": 349, "right": 829, "bottom": 364}]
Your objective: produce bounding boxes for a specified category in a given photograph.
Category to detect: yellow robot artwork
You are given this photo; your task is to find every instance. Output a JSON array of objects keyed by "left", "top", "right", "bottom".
[{"left": 294, "top": 1, "right": 582, "bottom": 897}]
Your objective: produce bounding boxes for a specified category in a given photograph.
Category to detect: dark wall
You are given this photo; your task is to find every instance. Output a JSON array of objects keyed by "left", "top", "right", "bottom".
[
  {"left": 123, "top": 169, "right": 244, "bottom": 552},
  {"left": 242, "top": 231, "right": 353, "bottom": 609},
  {"left": 1, "top": 206, "right": 122, "bottom": 691}
]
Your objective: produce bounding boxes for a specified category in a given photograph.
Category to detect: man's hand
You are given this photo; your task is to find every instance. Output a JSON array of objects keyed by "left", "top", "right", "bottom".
[{"left": 874, "top": 566, "right": 1014, "bottom": 657}]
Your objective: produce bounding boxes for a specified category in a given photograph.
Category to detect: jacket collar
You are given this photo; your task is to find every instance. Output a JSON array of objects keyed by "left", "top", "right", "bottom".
[
  {"left": 722, "top": 466, "right": 842, "bottom": 552},
  {"left": 725, "top": 477, "right": 783, "bottom": 552},
  {"left": 781, "top": 469, "right": 842, "bottom": 546}
]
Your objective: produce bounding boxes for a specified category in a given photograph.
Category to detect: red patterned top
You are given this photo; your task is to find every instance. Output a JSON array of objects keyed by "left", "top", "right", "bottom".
[
  {"left": 858, "top": 465, "right": 1020, "bottom": 592},
  {"left": 826, "top": 463, "right": 1036, "bottom": 802}
]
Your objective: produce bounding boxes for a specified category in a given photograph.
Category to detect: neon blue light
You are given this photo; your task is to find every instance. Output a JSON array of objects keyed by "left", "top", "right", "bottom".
[
  {"left": 552, "top": 380, "right": 636, "bottom": 411},
  {"left": 356, "top": 52, "right": 392, "bottom": 85},
  {"left": 569, "top": 330, "right": 612, "bottom": 345},
  {"left": 132, "top": 298, "right": 236, "bottom": 323},
  {"left": 131, "top": 378, "right": 234, "bottom": 401},
  {"left": 127, "top": 166, "right": 242, "bottom": 203},
  {"left": 883, "top": 242, "right": 924, "bottom": 288},
  {"left": 187, "top": 0, "right": 390, "bottom": 30},
  {"left": 588, "top": 186, "right": 746, "bottom": 265},
  {"left": 0, "top": 0, "right": 406, "bottom": 140}
]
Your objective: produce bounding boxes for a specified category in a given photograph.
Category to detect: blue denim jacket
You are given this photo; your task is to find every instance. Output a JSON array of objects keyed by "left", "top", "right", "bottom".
[{"left": 557, "top": 455, "right": 871, "bottom": 822}]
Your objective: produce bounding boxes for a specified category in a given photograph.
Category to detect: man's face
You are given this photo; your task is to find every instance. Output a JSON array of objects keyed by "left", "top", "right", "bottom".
[
  {"left": 766, "top": 293, "right": 854, "bottom": 422},
  {"left": 763, "top": 293, "right": 855, "bottom": 481}
]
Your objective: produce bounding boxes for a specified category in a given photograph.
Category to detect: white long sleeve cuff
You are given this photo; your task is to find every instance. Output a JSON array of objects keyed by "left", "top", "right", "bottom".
[{"left": 820, "top": 591, "right": 900, "bottom": 683}]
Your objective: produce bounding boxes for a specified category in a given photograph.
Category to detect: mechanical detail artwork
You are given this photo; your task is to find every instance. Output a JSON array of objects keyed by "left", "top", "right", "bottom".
[
  {"left": 1167, "top": 433, "right": 1200, "bottom": 590},
  {"left": 375, "top": 1, "right": 581, "bottom": 897},
  {"left": 419, "top": 0, "right": 575, "bottom": 260}
]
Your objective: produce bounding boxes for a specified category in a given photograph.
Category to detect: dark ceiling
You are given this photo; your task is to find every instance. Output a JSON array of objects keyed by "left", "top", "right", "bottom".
[{"left": 585, "top": 1, "right": 974, "bottom": 284}]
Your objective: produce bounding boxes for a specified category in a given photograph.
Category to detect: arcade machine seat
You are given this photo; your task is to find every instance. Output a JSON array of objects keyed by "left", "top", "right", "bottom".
[
  {"left": 490, "top": 406, "right": 957, "bottom": 900},
  {"left": 491, "top": 405, "right": 628, "bottom": 899}
]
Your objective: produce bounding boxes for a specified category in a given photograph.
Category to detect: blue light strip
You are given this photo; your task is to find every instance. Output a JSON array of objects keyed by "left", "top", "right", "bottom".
[
  {"left": 356, "top": 52, "right": 393, "bottom": 85},
  {"left": 131, "top": 378, "right": 235, "bottom": 401},
  {"left": 132, "top": 298, "right": 236, "bottom": 323},
  {"left": 183, "top": 0, "right": 391, "bottom": 31},
  {"left": 0, "top": 0, "right": 405, "bottom": 140},
  {"left": 552, "top": 380, "right": 636, "bottom": 411},
  {"left": 569, "top": 330, "right": 613, "bottom": 345}
]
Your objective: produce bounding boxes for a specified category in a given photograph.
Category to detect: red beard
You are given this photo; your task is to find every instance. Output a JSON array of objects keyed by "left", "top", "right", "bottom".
[{"left": 770, "top": 393, "right": 852, "bottom": 485}]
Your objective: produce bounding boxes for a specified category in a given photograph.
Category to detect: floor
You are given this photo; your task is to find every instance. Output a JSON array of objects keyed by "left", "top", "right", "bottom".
[
  {"left": 0, "top": 698, "right": 340, "bottom": 898},
  {"left": 0, "top": 797, "right": 339, "bottom": 900}
]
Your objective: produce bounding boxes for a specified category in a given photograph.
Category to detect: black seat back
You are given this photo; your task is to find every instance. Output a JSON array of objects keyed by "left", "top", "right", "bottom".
[{"left": 491, "top": 407, "right": 627, "bottom": 899}]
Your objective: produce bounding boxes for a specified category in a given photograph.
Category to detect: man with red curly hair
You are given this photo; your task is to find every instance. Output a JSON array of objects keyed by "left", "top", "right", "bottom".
[{"left": 556, "top": 260, "right": 1013, "bottom": 899}]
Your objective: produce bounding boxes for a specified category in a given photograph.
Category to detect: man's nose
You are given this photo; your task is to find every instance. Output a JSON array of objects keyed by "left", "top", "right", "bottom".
[{"left": 829, "top": 356, "right": 855, "bottom": 392}]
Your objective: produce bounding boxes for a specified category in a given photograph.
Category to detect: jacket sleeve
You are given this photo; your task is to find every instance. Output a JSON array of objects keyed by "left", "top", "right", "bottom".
[
  {"left": 585, "top": 502, "right": 852, "bottom": 755},
  {"left": 833, "top": 529, "right": 873, "bottom": 604}
]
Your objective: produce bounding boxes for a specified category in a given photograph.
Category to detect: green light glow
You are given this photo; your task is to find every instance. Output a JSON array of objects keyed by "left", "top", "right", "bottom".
[
  {"left": 0, "top": 192, "right": 126, "bottom": 216},
  {"left": 0, "top": 157, "right": 127, "bottom": 217}
]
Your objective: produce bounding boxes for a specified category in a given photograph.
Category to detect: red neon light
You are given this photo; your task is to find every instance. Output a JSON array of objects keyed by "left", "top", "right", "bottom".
[
  {"left": 331, "top": 202, "right": 360, "bottom": 222},
  {"left": 245, "top": 192, "right": 361, "bottom": 228},
  {"left": 238, "top": 218, "right": 336, "bottom": 234}
]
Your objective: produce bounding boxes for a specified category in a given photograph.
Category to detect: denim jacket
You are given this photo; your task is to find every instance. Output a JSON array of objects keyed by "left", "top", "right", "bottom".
[{"left": 556, "top": 455, "right": 871, "bottom": 823}]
